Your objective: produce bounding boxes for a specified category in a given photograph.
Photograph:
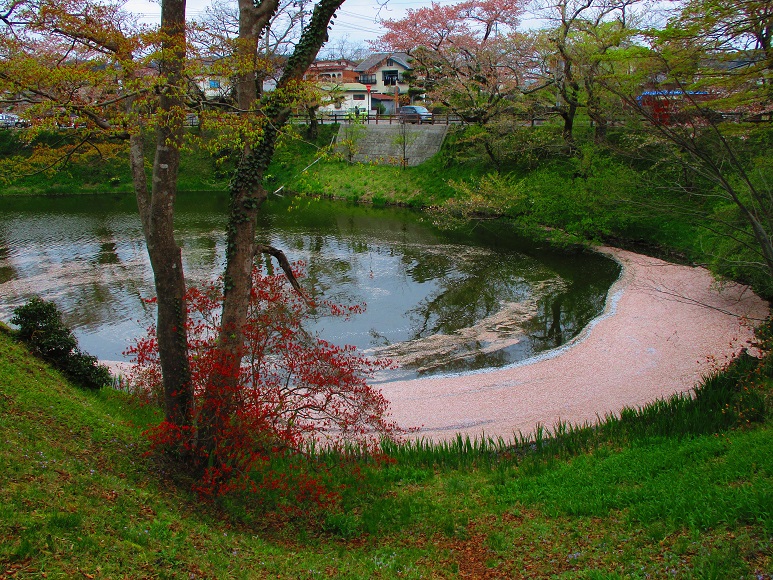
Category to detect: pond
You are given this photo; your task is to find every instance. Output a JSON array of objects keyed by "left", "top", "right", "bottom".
[{"left": 0, "top": 192, "right": 620, "bottom": 380}]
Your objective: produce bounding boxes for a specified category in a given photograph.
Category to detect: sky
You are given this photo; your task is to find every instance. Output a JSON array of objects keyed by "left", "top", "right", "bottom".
[{"left": 123, "top": 0, "right": 444, "bottom": 47}]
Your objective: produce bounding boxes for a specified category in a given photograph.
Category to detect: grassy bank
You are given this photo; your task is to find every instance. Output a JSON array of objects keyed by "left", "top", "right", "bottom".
[
  {"left": 2, "top": 323, "right": 772, "bottom": 578},
  {"left": 0, "top": 129, "right": 232, "bottom": 196}
]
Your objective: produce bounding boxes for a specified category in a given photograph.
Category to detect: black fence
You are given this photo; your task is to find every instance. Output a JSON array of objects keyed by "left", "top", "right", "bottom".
[{"left": 316, "top": 113, "right": 464, "bottom": 125}]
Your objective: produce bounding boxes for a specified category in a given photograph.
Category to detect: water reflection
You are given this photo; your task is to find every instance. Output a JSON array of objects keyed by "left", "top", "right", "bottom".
[
  {"left": 526, "top": 267, "right": 612, "bottom": 353},
  {"left": 0, "top": 193, "right": 620, "bottom": 379},
  {"left": 0, "top": 242, "right": 16, "bottom": 284}
]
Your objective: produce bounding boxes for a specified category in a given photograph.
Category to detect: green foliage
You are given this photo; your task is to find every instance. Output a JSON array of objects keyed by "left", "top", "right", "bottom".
[
  {"left": 64, "top": 352, "right": 113, "bottom": 392},
  {"left": 0, "top": 129, "right": 231, "bottom": 196},
  {"left": 335, "top": 121, "right": 367, "bottom": 163},
  {"left": 442, "top": 173, "right": 529, "bottom": 218},
  {"left": 11, "top": 297, "right": 111, "bottom": 390},
  {"left": 450, "top": 122, "right": 566, "bottom": 171},
  {"left": 520, "top": 146, "right": 638, "bottom": 241},
  {"left": 12, "top": 297, "right": 77, "bottom": 361},
  {"left": 688, "top": 132, "right": 773, "bottom": 297},
  {"left": 433, "top": 142, "right": 640, "bottom": 245}
]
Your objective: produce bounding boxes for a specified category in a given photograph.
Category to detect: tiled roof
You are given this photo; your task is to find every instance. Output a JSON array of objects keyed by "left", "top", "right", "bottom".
[
  {"left": 320, "top": 82, "right": 369, "bottom": 91},
  {"left": 354, "top": 52, "right": 412, "bottom": 73}
]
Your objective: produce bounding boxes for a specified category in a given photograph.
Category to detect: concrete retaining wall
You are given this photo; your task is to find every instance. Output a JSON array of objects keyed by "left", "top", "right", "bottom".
[{"left": 336, "top": 123, "right": 449, "bottom": 167}]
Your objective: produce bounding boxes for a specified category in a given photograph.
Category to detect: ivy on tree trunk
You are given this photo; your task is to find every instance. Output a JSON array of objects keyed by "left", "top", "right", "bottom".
[{"left": 200, "top": 0, "right": 346, "bottom": 460}]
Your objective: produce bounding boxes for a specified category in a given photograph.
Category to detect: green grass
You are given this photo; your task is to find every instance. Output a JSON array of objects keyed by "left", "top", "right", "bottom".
[
  {"left": 0, "top": 129, "right": 231, "bottom": 196},
  {"left": 266, "top": 124, "right": 488, "bottom": 207},
  {"left": 2, "top": 323, "right": 772, "bottom": 578}
]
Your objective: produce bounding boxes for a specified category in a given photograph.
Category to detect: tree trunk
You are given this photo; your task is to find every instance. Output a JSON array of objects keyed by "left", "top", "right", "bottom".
[
  {"left": 482, "top": 137, "right": 502, "bottom": 173},
  {"left": 593, "top": 117, "right": 607, "bottom": 142},
  {"left": 199, "top": 0, "right": 346, "bottom": 461},
  {"left": 128, "top": 0, "right": 192, "bottom": 428},
  {"left": 218, "top": 0, "right": 347, "bottom": 362},
  {"left": 561, "top": 102, "right": 576, "bottom": 144},
  {"left": 307, "top": 106, "right": 319, "bottom": 140}
]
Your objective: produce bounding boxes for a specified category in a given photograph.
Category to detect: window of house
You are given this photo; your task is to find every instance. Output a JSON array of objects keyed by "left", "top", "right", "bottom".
[
  {"left": 353, "top": 94, "right": 365, "bottom": 100},
  {"left": 209, "top": 79, "right": 220, "bottom": 89},
  {"left": 383, "top": 70, "right": 399, "bottom": 85}
]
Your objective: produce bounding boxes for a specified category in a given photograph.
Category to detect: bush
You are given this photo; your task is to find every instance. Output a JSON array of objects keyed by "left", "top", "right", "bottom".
[
  {"left": 11, "top": 297, "right": 111, "bottom": 390},
  {"left": 64, "top": 352, "right": 112, "bottom": 391},
  {"left": 11, "top": 297, "right": 77, "bottom": 363},
  {"left": 126, "top": 264, "right": 399, "bottom": 498}
]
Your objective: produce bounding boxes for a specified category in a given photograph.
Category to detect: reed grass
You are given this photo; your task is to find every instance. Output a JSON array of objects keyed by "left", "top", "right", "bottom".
[{"left": 345, "top": 349, "right": 770, "bottom": 476}]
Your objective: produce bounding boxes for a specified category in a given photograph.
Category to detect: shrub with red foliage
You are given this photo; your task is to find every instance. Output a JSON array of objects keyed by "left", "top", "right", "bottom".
[{"left": 125, "top": 262, "right": 399, "bottom": 497}]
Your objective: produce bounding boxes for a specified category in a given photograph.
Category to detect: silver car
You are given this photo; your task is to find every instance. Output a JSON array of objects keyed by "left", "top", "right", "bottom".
[
  {"left": 398, "top": 105, "right": 433, "bottom": 124},
  {"left": 0, "top": 113, "right": 21, "bottom": 128}
]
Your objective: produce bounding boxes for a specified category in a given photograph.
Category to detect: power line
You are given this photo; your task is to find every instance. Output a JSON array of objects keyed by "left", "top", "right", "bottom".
[
  {"left": 331, "top": 21, "right": 384, "bottom": 34},
  {"left": 337, "top": 9, "right": 381, "bottom": 22}
]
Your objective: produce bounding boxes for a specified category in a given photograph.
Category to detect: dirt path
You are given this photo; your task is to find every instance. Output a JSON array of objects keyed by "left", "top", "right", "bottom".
[{"left": 378, "top": 247, "right": 770, "bottom": 440}]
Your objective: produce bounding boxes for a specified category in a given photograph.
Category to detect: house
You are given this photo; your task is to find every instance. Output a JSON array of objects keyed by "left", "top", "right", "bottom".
[
  {"left": 195, "top": 57, "right": 284, "bottom": 102},
  {"left": 317, "top": 82, "right": 372, "bottom": 116},
  {"left": 305, "top": 53, "right": 422, "bottom": 116},
  {"left": 354, "top": 52, "right": 412, "bottom": 94},
  {"left": 353, "top": 52, "right": 414, "bottom": 114},
  {"left": 194, "top": 72, "right": 281, "bottom": 101},
  {"left": 635, "top": 52, "right": 769, "bottom": 124},
  {"left": 304, "top": 59, "right": 359, "bottom": 83},
  {"left": 304, "top": 60, "right": 364, "bottom": 115},
  {"left": 197, "top": 75, "right": 231, "bottom": 101},
  {"left": 636, "top": 90, "right": 713, "bottom": 124}
]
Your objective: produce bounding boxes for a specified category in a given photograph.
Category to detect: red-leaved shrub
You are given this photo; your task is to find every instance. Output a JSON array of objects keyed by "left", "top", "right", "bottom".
[{"left": 125, "top": 262, "right": 399, "bottom": 497}]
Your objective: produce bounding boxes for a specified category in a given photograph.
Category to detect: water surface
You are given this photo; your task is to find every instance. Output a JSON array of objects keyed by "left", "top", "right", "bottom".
[{"left": 0, "top": 193, "right": 620, "bottom": 379}]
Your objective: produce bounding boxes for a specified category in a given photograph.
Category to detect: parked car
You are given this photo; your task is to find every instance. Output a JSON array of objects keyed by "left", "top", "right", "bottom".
[
  {"left": 0, "top": 113, "right": 21, "bottom": 128},
  {"left": 398, "top": 105, "right": 433, "bottom": 124}
]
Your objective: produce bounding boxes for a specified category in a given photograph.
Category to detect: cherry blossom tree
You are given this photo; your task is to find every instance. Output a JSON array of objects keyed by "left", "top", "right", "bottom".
[{"left": 376, "top": 0, "right": 528, "bottom": 125}]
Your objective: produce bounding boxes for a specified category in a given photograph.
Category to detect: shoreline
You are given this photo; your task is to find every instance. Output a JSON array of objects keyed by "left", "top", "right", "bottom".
[{"left": 378, "top": 247, "right": 770, "bottom": 441}]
